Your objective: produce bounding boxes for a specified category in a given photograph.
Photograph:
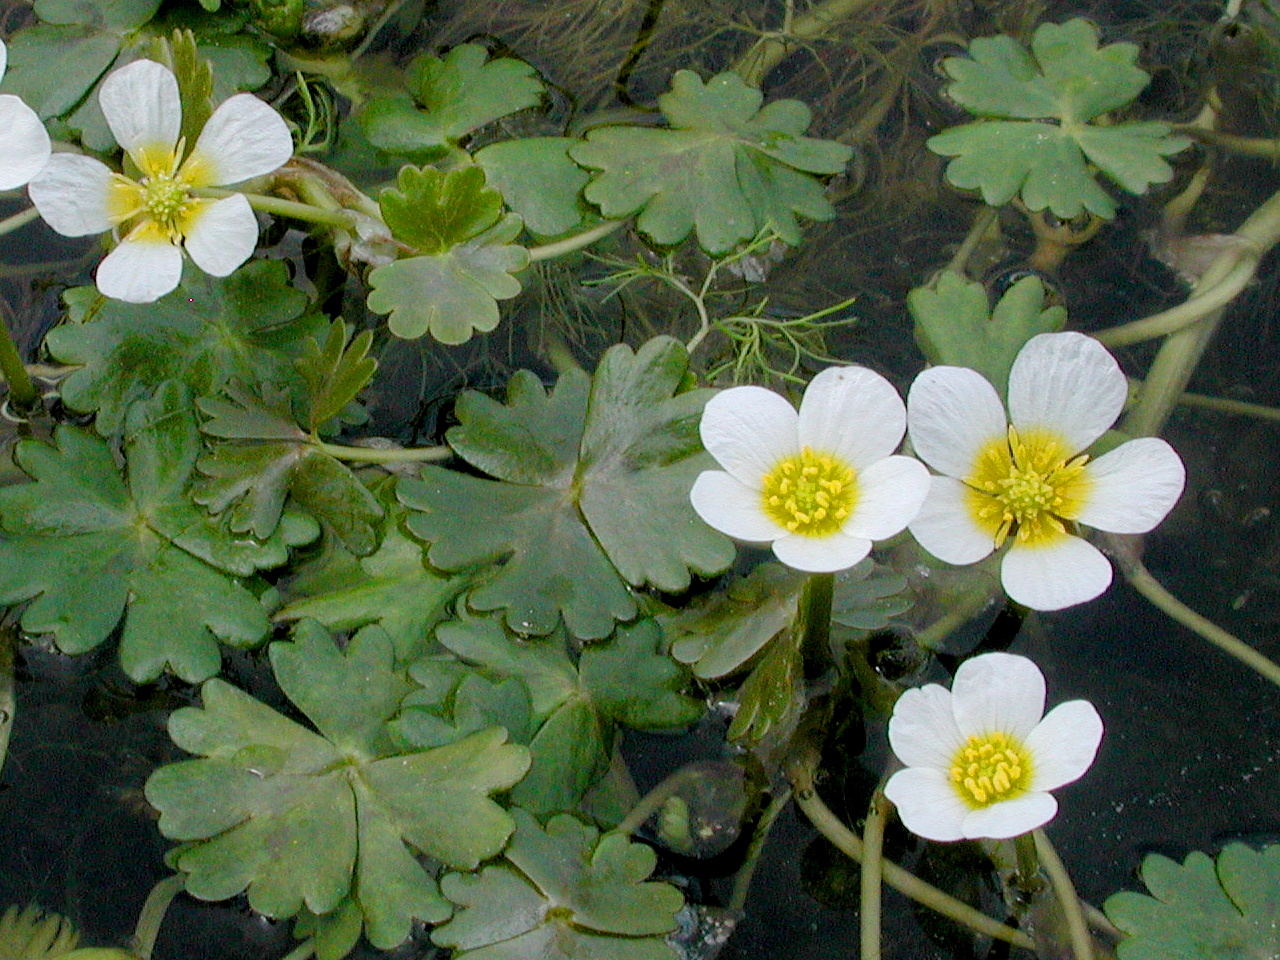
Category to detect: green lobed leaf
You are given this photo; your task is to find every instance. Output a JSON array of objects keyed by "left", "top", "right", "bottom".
[
  {"left": 433, "top": 808, "right": 682, "bottom": 959},
  {"left": 0, "top": 383, "right": 313, "bottom": 681},
  {"left": 1104, "top": 843, "right": 1280, "bottom": 960},
  {"left": 727, "top": 624, "right": 804, "bottom": 747},
  {"left": 145, "top": 623, "right": 531, "bottom": 949},
  {"left": 927, "top": 18, "right": 1189, "bottom": 218},
  {"left": 367, "top": 213, "right": 529, "bottom": 344},
  {"left": 47, "top": 261, "right": 323, "bottom": 436},
  {"left": 909, "top": 272, "right": 1066, "bottom": 393},
  {"left": 362, "top": 43, "right": 544, "bottom": 155},
  {"left": 398, "top": 337, "right": 732, "bottom": 638},
  {"left": 378, "top": 165, "right": 504, "bottom": 255},
  {"left": 474, "top": 138, "right": 590, "bottom": 237},
  {"left": 570, "top": 70, "right": 851, "bottom": 254},
  {"left": 295, "top": 319, "right": 378, "bottom": 431}
]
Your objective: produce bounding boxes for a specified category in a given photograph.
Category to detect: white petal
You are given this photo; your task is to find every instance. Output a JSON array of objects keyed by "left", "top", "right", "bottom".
[
  {"left": 1001, "top": 535, "right": 1113, "bottom": 611},
  {"left": 28, "top": 154, "right": 116, "bottom": 236},
  {"left": 182, "top": 194, "right": 258, "bottom": 276},
  {"left": 907, "top": 366, "right": 1007, "bottom": 478},
  {"left": 797, "top": 365, "right": 906, "bottom": 469},
  {"left": 844, "top": 454, "right": 929, "bottom": 541},
  {"left": 884, "top": 767, "right": 970, "bottom": 842},
  {"left": 952, "top": 652, "right": 1045, "bottom": 740},
  {"left": 1025, "top": 700, "right": 1103, "bottom": 792},
  {"left": 99, "top": 59, "right": 180, "bottom": 169},
  {"left": 1008, "top": 332, "right": 1127, "bottom": 453},
  {"left": 1075, "top": 437, "right": 1186, "bottom": 533},
  {"left": 909, "top": 475, "right": 996, "bottom": 564},
  {"left": 773, "top": 530, "right": 870, "bottom": 572},
  {"left": 888, "top": 683, "right": 963, "bottom": 769},
  {"left": 185, "top": 93, "right": 293, "bottom": 187},
  {"left": 96, "top": 234, "right": 184, "bottom": 303},
  {"left": 0, "top": 37, "right": 7, "bottom": 81},
  {"left": 0, "top": 95, "right": 51, "bottom": 190},
  {"left": 689, "top": 470, "right": 786, "bottom": 542},
  {"left": 962, "top": 793, "right": 1058, "bottom": 839},
  {"left": 699, "top": 386, "right": 798, "bottom": 486}
]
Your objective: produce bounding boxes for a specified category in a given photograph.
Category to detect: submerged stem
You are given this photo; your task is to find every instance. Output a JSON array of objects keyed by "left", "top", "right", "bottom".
[
  {"left": 1033, "top": 830, "right": 1095, "bottom": 960},
  {"left": 132, "top": 874, "right": 186, "bottom": 960},
  {"left": 0, "top": 302, "right": 40, "bottom": 415},
  {"left": 0, "top": 627, "right": 13, "bottom": 784},
  {"left": 0, "top": 206, "right": 39, "bottom": 238},
  {"left": 313, "top": 440, "right": 451, "bottom": 464},
  {"left": 730, "top": 787, "right": 791, "bottom": 913},
  {"left": 860, "top": 788, "right": 888, "bottom": 960}
]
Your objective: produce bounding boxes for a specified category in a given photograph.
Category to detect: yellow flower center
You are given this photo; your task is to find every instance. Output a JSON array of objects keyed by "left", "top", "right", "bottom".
[
  {"left": 106, "top": 143, "right": 198, "bottom": 244},
  {"left": 760, "top": 447, "right": 858, "bottom": 537},
  {"left": 949, "top": 731, "right": 1032, "bottom": 808},
  {"left": 965, "top": 425, "right": 1092, "bottom": 548},
  {"left": 140, "top": 171, "right": 194, "bottom": 239}
]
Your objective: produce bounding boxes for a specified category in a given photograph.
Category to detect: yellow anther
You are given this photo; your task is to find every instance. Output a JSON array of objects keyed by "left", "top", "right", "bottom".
[
  {"left": 760, "top": 447, "right": 859, "bottom": 538},
  {"left": 949, "top": 731, "right": 1032, "bottom": 808}
]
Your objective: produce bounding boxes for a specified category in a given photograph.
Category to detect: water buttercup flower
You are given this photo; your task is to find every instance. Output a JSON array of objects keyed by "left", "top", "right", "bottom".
[
  {"left": 690, "top": 366, "right": 929, "bottom": 573},
  {"left": 906, "top": 332, "right": 1185, "bottom": 610},
  {"left": 885, "top": 652, "right": 1103, "bottom": 841},
  {"left": 28, "top": 58, "right": 293, "bottom": 303},
  {"left": 0, "top": 39, "right": 52, "bottom": 190}
]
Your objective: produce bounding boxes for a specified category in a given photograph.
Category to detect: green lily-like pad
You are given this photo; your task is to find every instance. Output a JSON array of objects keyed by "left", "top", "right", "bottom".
[
  {"left": 927, "top": 19, "right": 1188, "bottom": 218},
  {"left": 570, "top": 70, "right": 852, "bottom": 254},
  {"left": 0, "top": 383, "right": 315, "bottom": 682},
  {"left": 362, "top": 43, "right": 545, "bottom": 156},
  {"left": 474, "top": 138, "right": 590, "bottom": 237},
  {"left": 367, "top": 166, "right": 529, "bottom": 344},
  {"left": 433, "top": 613, "right": 700, "bottom": 815},
  {"left": 144, "top": 621, "right": 532, "bottom": 950},
  {"left": 1104, "top": 843, "right": 1280, "bottom": 959},
  {"left": 47, "top": 261, "right": 323, "bottom": 436},
  {"left": 908, "top": 272, "right": 1066, "bottom": 393},
  {"left": 398, "top": 337, "right": 733, "bottom": 639},
  {"left": 433, "top": 808, "right": 683, "bottom": 960}
]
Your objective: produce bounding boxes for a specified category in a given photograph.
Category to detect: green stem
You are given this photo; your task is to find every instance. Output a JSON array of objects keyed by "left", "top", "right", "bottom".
[
  {"left": 197, "top": 188, "right": 357, "bottom": 231},
  {"left": 614, "top": 766, "right": 702, "bottom": 838},
  {"left": 0, "top": 302, "right": 40, "bottom": 415},
  {"left": 860, "top": 788, "right": 888, "bottom": 960},
  {"left": 527, "top": 219, "right": 627, "bottom": 262},
  {"left": 0, "top": 206, "right": 39, "bottom": 238},
  {"left": 1105, "top": 533, "right": 1280, "bottom": 689},
  {"left": 734, "top": 0, "right": 881, "bottom": 85},
  {"left": 1137, "top": 379, "right": 1280, "bottom": 423},
  {"left": 729, "top": 787, "right": 791, "bottom": 913},
  {"left": 313, "top": 440, "right": 451, "bottom": 464},
  {"left": 1033, "top": 830, "right": 1095, "bottom": 960},
  {"left": 1013, "top": 832, "right": 1041, "bottom": 892},
  {"left": 131, "top": 874, "right": 186, "bottom": 960},
  {"left": 786, "top": 747, "right": 1034, "bottom": 950},
  {"left": 0, "top": 627, "right": 14, "bottom": 784},
  {"left": 798, "top": 572, "right": 834, "bottom": 661}
]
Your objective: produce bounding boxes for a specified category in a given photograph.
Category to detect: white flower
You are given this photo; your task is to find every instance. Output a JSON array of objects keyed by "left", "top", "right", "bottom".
[
  {"left": 28, "top": 59, "right": 293, "bottom": 303},
  {"left": 0, "top": 39, "right": 52, "bottom": 190},
  {"left": 885, "top": 652, "right": 1103, "bottom": 841},
  {"left": 906, "top": 332, "right": 1186, "bottom": 610},
  {"left": 690, "top": 366, "right": 930, "bottom": 573}
]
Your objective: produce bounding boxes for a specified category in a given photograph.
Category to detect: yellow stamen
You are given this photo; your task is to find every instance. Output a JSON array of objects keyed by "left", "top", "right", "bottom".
[
  {"left": 760, "top": 447, "right": 858, "bottom": 538},
  {"left": 949, "top": 731, "right": 1033, "bottom": 808}
]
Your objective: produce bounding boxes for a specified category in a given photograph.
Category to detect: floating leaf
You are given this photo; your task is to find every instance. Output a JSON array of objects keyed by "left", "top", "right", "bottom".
[
  {"left": 144, "top": 622, "right": 531, "bottom": 950},
  {"left": 927, "top": 19, "right": 1189, "bottom": 218},
  {"left": 378, "top": 165, "right": 504, "bottom": 256},
  {"left": 0, "top": 383, "right": 314, "bottom": 682},
  {"left": 195, "top": 380, "right": 384, "bottom": 555},
  {"left": 727, "top": 624, "right": 803, "bottom": 747},
  {"left": 367, "top": 209, "right": 528, "bottom": 344},
  {"left": 908, "top": 272, "right": 1066, "bottom": 393},
  {"left": 1104, "top": 843, "right": 1280, "bottom": 960},
  {"left": 433, "top": 808, "right": 683, "bottom": 960},
  {"left": 294, "top": 319, "right": 378, "bottom": 431},
  {"left": 474, "top": 138, "right": 590, "bottom": 237},
  {"left": 362, "top": 43, "right": 544, "bottom": 156},
  {"left": 398, "top": 337, "right": 733, "bottom": 638},
  {"left": 47, "top": 261, "right": 322, "bottom": 436},
  {"left": 570, "top": 70, "right": 851, "bottom": 254}
]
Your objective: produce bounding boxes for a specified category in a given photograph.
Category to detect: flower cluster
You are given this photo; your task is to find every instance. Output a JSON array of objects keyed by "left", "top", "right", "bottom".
[
  {"left": 0, "top": 39, "right": 52, "bottom": 191},
  {"left": 28, "top": 58, "right": 293, "bottom": 303},
  {"left": 691, "top": 331, "right": 1186, "bottom": 610}
]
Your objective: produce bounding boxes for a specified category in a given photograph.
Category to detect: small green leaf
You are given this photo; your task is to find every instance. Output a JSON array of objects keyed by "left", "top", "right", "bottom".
[
  {"left": 145, "top": 624, "right": 531, "bottom": 949},
  {"left": 378, "top": 165, "right": 504, "bottom": 255},
  {"left": 367, "top": 213, "right": 529, "bottom": 344},
  {"left": 0, "top": 383, "right": 312, "bottom": 682},
  {"left": 362, "top": 44, "right": 544, "bottom": 155},
  {"left": 570, "top": 70, "right": 851, "bottom": 254},
  {"left": 434, "top": 809, "right": 682, "bottom": 959},
  {"left": 927, "top": 19, "right": 1189, "bottom": 218},
  {"left": 1105, "top": 843, "right": 1280, "bottom": 960},
  {"left": 475, "top": 138, "right": 589, "bottom": 237},
  {"left": 909, "top": 272, "right": 1066, "bottom": 393},
  {"left": 48, "top": 261, "right": 322, "bottom": 436},
  {"left": 727, "top": 625, "right": 803, "bottom": 746},
  {"left": 295, "top": 319, "right": 378, "bottom": 430},
  {"left": 2, "top": 24, "right": 122, "bottom": 119}
]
